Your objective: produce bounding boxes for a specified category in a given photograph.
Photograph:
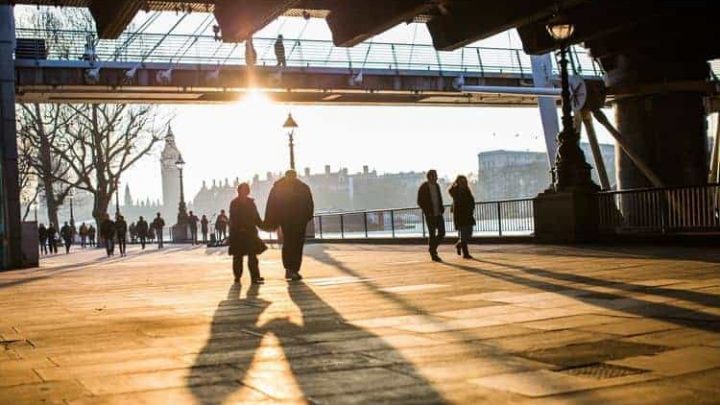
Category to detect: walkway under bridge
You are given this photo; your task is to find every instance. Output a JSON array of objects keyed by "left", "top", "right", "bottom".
[{"left": 14, "top": 28, "right": 608, "bottom": 105}]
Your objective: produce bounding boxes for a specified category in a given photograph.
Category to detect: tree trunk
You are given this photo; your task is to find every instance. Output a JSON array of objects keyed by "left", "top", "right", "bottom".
[{"left": 36, "top": 105, "right": 59, "bottom": 227}]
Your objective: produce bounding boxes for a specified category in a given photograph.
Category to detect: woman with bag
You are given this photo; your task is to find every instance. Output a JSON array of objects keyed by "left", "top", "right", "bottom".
[
  {"left": 449, "top": 175, "right": 476, "bottom": 259},
  {"left": 228, "top": 183, "right": 267, "bottom": 284}
]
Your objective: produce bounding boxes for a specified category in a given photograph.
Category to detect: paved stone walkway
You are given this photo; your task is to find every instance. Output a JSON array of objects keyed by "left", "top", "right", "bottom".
[{"left": 0, "top": 243, "right": 719, "bottom": 404}]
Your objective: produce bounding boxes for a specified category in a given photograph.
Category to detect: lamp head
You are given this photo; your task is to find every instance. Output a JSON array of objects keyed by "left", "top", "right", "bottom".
[
  {"left": 546, "top": 14, "right": 575, "bottom": 41},
  {"left": 175, "top": 154, "right": 186, "bottom": 170},
  {"left": 283, "top": 113, "right": 298, "bottom": 129}
]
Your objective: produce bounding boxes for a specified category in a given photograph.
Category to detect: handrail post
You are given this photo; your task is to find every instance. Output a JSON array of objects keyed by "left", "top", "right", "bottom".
[
  {"left": 318, "top": 216, "right": 323, "bottom": 239},
  {"left": 390, "top": 210, "right": 396, "bottom": 238},
  {"left": 497, "top": 202, "right": 503, "bottom": 237},
  {"left": 391, "top": 44, "right": 399, "bottom": 73},
  {"left": 476, "top": 48, "right": 484, "bottom": 77},
  {"left": 363, "top": 212, "right": 368, "bottom": 238},
  {"left": 340, "top": 214, "right": 345, "bottom": 239},
  {"left": 514, "top": 49, "right": 524, "bottom": 77}
]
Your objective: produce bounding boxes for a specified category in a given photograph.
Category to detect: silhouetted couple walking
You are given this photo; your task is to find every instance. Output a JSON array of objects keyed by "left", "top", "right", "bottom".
[
  {"left": 229, "top": 170, "right": 314, "bottom": 284},
  {"left": 418, "top": 169, "right": 475, "bottom": 262}
]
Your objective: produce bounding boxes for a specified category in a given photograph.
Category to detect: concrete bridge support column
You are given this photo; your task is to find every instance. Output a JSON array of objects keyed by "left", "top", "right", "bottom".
[
  {"left": 607, "top": 55, "right": 710, "bottom": 189},
  {"left": 0, "top": 5, "right": 22, "bottom": 270}
]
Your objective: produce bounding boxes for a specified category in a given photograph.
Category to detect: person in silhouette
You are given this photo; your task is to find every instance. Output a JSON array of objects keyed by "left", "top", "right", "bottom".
[
  {"left": 129, "top": 222, "right": 137, "bottom": 244},
  {"left": 245, "top": 37, "right": 257, "bottom": 67},
  {"left": 100, "top": 213, "right": 116, "bottom": 257},
  {"left": 200, "top": 214, "right": 209, "bottom": 244},
  {"left": 136, "top": 216, "right": 149, "bottom": 250},
  {"left": 115, "top": 214, "right": 128, "bottom": 257},
  {"left": 216, "top": 210, "right": 228, "bottom": 242},
  {"left": 78, "top": 223, "right": 88, "bottom": 248},
  {"left": 38, "top": 223, "right": 48, "bottom": 255},
  {"left": 60, "top": 221, "right": 73, "bottom": 254},
  {"left": 228, "top": 183, "right": 267, "bottom": 284},
  {"left": 417, "top": 169, "right": 445, "bottom": 262},
  {"left": 88, "top": 224, "right": 96, "bottom": 247},
  {"left": 188, "top": 210, "right": 199, "bottom": 245},
  {"left": 47, "top": 223, "right": 58, "bottom": 254},
  {"left": 449, "top": 175, "right": 476, "bottom": 259},
  {"left": 265, "top": 169, "right": 314, "bottom": 281},
  {"left": 152, "top": 212, "right": 165, "bottom": 248},
  {"left": 274, "top": 34, "right": 286, "bottom": 67}
]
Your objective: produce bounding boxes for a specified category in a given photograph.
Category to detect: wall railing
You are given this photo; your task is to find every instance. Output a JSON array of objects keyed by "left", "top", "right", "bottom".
[{"left": 312, "top": 198, "right": 534, "bottom": 240}]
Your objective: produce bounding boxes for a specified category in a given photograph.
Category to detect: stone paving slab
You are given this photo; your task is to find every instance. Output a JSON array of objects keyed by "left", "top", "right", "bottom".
[{"left": 0, "top": 243, "right": 719, "bottom": 404}]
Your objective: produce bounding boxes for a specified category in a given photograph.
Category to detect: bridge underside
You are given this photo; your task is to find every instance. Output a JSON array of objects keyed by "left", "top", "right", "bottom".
[{"left": 15, "top": 62, "right": 564, "bottom": 106}]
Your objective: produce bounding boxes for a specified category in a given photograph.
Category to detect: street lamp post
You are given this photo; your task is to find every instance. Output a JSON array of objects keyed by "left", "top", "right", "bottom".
[
  {"left": 175, "top": 154, "right": 188, "bottom": 223},
  {"left": 546, "top": 15, "right": 597, "bottom": 191},
  {"left": 68, "top": 188, "right": 75, "bottom": 230},
  {"left": 283, "top": 113, "right": 299, "bottom": 170},
  {"left": 115, "top": 179, "right": 121, "bottom": 215}
]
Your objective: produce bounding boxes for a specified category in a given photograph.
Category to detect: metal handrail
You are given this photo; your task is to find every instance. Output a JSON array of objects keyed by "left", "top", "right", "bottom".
[{"left": 14, "top": 27, "right": 605, "bottom": 77}]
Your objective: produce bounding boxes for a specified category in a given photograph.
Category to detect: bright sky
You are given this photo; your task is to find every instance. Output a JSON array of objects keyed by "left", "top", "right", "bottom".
[{"left": 16, "top": 7, "right": 619, "bottom": 203}]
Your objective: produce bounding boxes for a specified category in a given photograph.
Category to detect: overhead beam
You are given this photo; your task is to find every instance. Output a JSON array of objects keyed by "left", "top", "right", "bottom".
[
  {"left": 326, "top": 0, "right": 431, "bottom": 47},
  {"left": 89, "top": 0, "right": 142, "bottom": 39},
  {"left": 427, "top": 0, "right": 584, "bottom": 51},
  {"left": 214, "top": 0, "right": 301, "bottom": 42}
]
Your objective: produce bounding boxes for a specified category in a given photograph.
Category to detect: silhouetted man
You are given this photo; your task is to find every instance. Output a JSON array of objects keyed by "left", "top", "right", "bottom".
[
  {"left": 60, "top": 221, "right": 73, "bottom": 254},
  {"left": 47, "top": 223, "right": 58, "bottom": 254},
  {"left": 216, "top": 210, "right": 228, "bottom": 242},
  {"left": 115, "top": 214, "right": 128, "bottom": 257},
  {"left": 274, "top": 34, "right": 286, "bottom": 67},
  {"left": 265, "top": 169, "right": 314, "bottom": 281},
  {"left": 79, "top": 223, "right": 88, "bottom": 248},
  {"left": 200, "top": 214, "right": 209, "bottom": 244},
  {"left": 38, "top": 223, "right": 48, "bottom": 255},
  {"left": 188, "top": 210, "right": 199, "bottom": 245},
  {"left": 136, "top": 216, "right": 149, "bottom": 250},
  {"left": 88, "top": 225, "right": 96, "bottom": 247},
  {"left": 100, "top": 214, "right": 116, "bottom": 257},
  {"left": 417, "top": 169, "right": 445, "bottom": 262},
  {"left": 152, "top": 212, "right": 165, "bottom": 248}
]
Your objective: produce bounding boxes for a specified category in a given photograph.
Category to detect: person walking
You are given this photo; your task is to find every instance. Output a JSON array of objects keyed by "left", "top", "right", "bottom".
[
  {"left": 216, "top": 210, "right": 228, "bottom": 242},
  {"left": 100, "top": 214, "right": 116, "bottom": 257},
  {"left": 274, "top": 34, "right": 286, "bottom": 67},
  {"left": 245, "top": 37, "right": 257, "bottom": 67},
  {"left": 79, "top": 223, "right": 88, "bottom": 248},
  {"left": 152, "top": 213, "right": 165, "bottom": 248},
  {"left": 265, "top": 169, "right": 314, "bottom": 281},
  {"left": 188, "top": 210, "right": 199, "bottom": 245},
  {"left": 200, "top": 214, "right": 209, "bottom": 244},
  {"left": 60, "top": 221, "right": 73, "bottom": 254},
  {"left": 449, "top": 175, "right": 476, "bottom": 259},
  {"left": 47, "top": 223, "right": 58, "bottom": 254},
  {"left": 417, "top": 169, "right": 446, "bottom": 262},
  {"left": 88, "top": 225, "right": 96, "bottom": 247},
  {"left": 115, "top": 214, "right": 128, "bottom": 257},
  {"left": 38, "top": 223, "right": 48, "bottom": 255},
  {"left": 129, "top": 222, "right": 137, "bottom": 244},
  {"left": 136, "top": 216, "right": 149, "bottom": 250},
  {"left": 228, "top": 183, "right": 267, "bottom": 284}
]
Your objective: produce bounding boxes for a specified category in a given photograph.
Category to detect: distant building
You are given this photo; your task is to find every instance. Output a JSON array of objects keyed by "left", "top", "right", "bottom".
[{"left": 477, "top": 143, "right": 615, "bottom": 200}]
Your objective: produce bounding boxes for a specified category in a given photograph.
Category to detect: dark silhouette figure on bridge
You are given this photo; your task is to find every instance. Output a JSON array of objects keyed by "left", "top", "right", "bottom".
[
  {"left": 228, "top": 183, "right": 267, "bottom": 284},
  {"left": 189, "top": 210, "right": 199, "bottom": 245},
  {"left": 265, "top": 169, "right": 314, "bottom": 281},
  {"left": 200, "top": 214, "right": 209, "bottom": 244},
  {"left": 449, "top": 175, "right": 476, "bottom": 259},
  {"left": 188, "top": 282, "right": 444, "bottom": 404},
  {"left": 88, "top": 224, "right": 96, "bottom": 247},
  {"left": 79, "top": 223, "right": 88, "bottom": 248},
  {"left": 245, "top": 37, "right": 257, "bottom": 67},
  {"left": 274, "top": 34, "right": 286, "bottom": 67},
  {"left": 417, "top": 169, "right": 445, "bottom": 262},
  {"left": 215, "top": 210, "right": 228, "bottom": 242},
  {"left": 136, "top": 216, "right": 149, "bottom": 250},
  {"left": 60, "top": 222, "right": 73, "bottom": 254}
]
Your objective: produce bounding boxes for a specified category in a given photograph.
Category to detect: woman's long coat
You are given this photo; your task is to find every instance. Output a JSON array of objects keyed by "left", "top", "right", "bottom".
[
  {"left": 228, "top": 196, "right": 266, "bottom": 256},
  {"left": 449, "top": 185, "right": 476, "bottom": 228}
]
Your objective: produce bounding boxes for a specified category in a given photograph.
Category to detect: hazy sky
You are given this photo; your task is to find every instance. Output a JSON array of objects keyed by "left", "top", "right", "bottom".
[{"left": 15, "top": 8, "right": 618, "bottom": 204}]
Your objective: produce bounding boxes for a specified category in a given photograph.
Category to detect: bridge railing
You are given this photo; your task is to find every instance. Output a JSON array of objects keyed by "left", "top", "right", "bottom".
[
  {"left": 15, "top": 28, "right": 604, "bottom": 77},
  {"left": 312, "top": 198, "right": 534, "bottom": 240},
  {"left": 598, "top": 183, "right": 720, "bottom": 235}
]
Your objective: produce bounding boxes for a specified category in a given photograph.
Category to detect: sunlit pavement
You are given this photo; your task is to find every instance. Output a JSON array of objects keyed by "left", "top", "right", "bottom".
[{"left": 0, "top": 243, "right": 719, "bottom": 404}]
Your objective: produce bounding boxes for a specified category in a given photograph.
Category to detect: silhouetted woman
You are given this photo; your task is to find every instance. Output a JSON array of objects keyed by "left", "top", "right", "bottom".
[
  {"left": 228, "top": 183, "right": 267, "bottom": 284},
  {"left": 449, "top": 175, "right": 476, "bottom": 259}
]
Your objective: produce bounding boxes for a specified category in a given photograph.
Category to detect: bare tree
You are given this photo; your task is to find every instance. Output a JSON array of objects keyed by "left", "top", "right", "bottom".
[
  {"left": 58, "top": 104, "right": 167, "bottom": 224},
  {"left": 16, "top": 104, "right": 77, "bottom": 226}
]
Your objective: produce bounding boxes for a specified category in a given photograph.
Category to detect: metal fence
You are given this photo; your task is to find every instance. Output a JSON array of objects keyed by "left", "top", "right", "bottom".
[
  {"left": 598, "top": 184, "right": 720, "bottom": 234},
  {"left": 313, "top": 198, "right": 534, "bottom": 240},
  {"left": 15, "top": 28, "right": 604, "bottom": 77}
]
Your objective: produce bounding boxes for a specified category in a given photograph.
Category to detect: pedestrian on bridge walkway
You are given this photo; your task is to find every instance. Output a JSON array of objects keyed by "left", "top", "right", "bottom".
[
  {"left": 228, "top": 183, "right": 267, "bottom": 284},
  {"left": 449, "top": 175, "right": 475, "bottom": 259},
  {"left": 274, "top": 35, "right": 286, "bottom": 68}
]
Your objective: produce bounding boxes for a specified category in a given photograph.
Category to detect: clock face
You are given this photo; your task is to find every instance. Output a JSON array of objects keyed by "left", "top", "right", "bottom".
[{"left": 568, "top": 76, "right": 587, "bottom": 112}]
